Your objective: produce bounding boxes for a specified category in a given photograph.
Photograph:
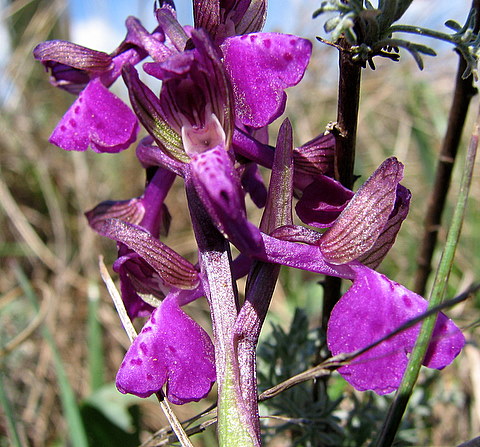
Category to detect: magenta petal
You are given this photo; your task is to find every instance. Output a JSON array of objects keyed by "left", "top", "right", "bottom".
[
  {"left": 327, "top": 266, "right": 465, "bottom": 395},
  {"left": 222, "top": 33, "right": 312, "bottom": 127},
  {"left": 296, "top": 175, "right": 354, "bottom": 228},
  {"left": 116, "top": 262, "right": 155, "bottom": 319},
  {"left": 49, "top": 79, "right": 139, "bottom": 152},
  {"left": 116, "top": 293, "right": 216, "bottom": 403},
  {"left": 240, "top": 162, "right": 267, "bottom": 208},
  {"left": 189, "top": 146, "right": 263, "bottom": 253}
]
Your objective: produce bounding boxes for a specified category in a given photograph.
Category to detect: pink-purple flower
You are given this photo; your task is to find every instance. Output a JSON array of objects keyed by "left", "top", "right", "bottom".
[
  {"left": 34, "top": 0, "right": 465, "bottom": 419},
  {"left": 116, "top": 289, "right": 215, "bottom": 403}
]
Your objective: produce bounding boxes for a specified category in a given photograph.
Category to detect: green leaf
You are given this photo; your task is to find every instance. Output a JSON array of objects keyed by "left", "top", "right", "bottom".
[
  {"left": 80, "top": 401, "right": 141, "bottom": 447},
  {"left": 83, "top": 383, "right": 143, "bottom": 433}
]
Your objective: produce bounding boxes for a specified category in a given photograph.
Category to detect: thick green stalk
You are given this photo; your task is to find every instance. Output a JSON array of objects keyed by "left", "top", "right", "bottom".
[
  {"left": 375, "top": 107, "right": 479, "bottom": 447},
  {"left": 186, "top": 178, "right": 258, "bottom": 447}
]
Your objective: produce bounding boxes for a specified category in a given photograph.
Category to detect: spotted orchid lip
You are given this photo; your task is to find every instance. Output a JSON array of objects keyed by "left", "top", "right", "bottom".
[
  {"left": 116, "top": 291, "right": 216, "bottom": 403},
  {"left": 49, "top": 78, "right": 139, "bottom": 153},
  {"left": 327, "top": 264, "right": 465, "bottom": 395}
]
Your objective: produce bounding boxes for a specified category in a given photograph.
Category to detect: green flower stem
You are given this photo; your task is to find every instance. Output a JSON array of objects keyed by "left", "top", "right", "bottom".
[
  {"left": 414, "top": 57, "right": 477, "bottom": 295},
  {"left": 218, "top": 357, "right": 259, "bottom": 447},
  {"left": 374, "top": 107, "right": 480, "bottom": 447},
  {"left": 187, "top": 178, "right": 258, "bottom": 447},
  {"left": 200, "top": 245, "right": 259, "bottom": 447}
]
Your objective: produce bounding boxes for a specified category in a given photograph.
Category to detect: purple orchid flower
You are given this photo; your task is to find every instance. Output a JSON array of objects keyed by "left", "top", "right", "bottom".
[
  {"left": 33, "top": 38, "right": 141, "bottom": 152},
  {"left": 193, "top": 152, "right": 464, "bottom": 394},
  {"left": 116, "top": 287, "right": 216, "bottom": 403},
  {"left": 85, "top": 167, "right": 177, "bottom": 318},
  {"left": 327, "top": 263, "right": 464, "bottom": 395},
  {"left": 86, "top": 166, "right": 217, "bottom": 402},
  {"left": 33, "top": 13, "right": 175, "bottom": 153},
  {"left": 90, "top": 216, "right": 216, "bottom": 403},
  {"left": 193, "top": 0, "right": 267, "bottom": 44}
]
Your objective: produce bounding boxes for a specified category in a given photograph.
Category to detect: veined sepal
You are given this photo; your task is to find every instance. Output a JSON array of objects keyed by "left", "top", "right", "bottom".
[{"left": 99, "top": 218, "right": 200, "bottom": 290}]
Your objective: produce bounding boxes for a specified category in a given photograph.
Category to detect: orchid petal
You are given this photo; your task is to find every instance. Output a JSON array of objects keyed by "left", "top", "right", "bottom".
[
  {"left": 234, "top": 0, "right": 267, "bottom": 36},
  {"left": 320, "top": 157, "right": 403, "bottom": 263},
  {"left": 296, "top": 175, "right": 354, "bottom": 228},
  {"left": 122, "top": 65, "right": 187, "bottom": 162},
  {"left": 194, "top": 0, "right": 266, "bottom": 43},
  {"left": 85, "top": 198, "right": 145, "bottom": 232},
  {"left": 222, "top": 33, "right": 312, "bottom": 127},
  {"left": 136, "top": 137, "right": 186, "bottom": 176},
  {"left": 145, "top": 29, "right": 234, "bottom": 148},
  {"left": 155, "top": 3, "right": 189, "bottom": 52},
  {"left": 327, "top": 265, "right": 465, "bottom": 395},
  {"left": 233, "top": 126, "right": 274, "bottom": 167},
  {"left": 239, "top": 162, "right": 267, "bottom": 208},
  {"left": 258, "top": 233, "right": 355, "bottom": 279},
  {"left": 116, "top": 292, "right": 216, "bottom": 403},
  {"left": 33, "top": 40, "right": 112, "bottom": 72},
  {"left": 293, "top": 132, "right": 335, "bottom": 188},
  {"left": 116, "top": 262, "right": 156, "bottom": 319},
  {"left": 119, "top": 16, "right": 171, "bottom": 63},
  {"left": 270, "top": 225, "right": 322, "bottom": 245},
  {"left": 49, "top": 79, "right": 139, "bottom": 152},
  {"left": 113, "top": 250, "right": 167, "bottom": 303},
  {"left": 358, "top": 184, "right": 411, "bottom": 269},
  {"left": 189, "top": 146, "right": 263, "bottom": 252}
]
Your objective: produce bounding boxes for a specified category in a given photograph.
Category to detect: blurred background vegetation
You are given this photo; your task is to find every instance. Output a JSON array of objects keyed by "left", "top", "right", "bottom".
[{"left": 0, "top": 0, "right": 479, "bottom": 446}]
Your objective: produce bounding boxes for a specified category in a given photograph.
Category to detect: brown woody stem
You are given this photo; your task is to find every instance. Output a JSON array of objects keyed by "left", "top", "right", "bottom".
[
  {"left": 322, "top": 37, "right": 362, "bottom": 328},
  {"left": 414, "top": 1, "right": 479, "bottom": 295}
]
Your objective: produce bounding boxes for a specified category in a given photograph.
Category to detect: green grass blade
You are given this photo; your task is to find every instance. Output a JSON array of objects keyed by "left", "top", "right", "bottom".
[
  {"left": 375, "top": 108, "right": 480, "bottom": 447},
  {"left": 14, "top": 265, "right": 89, "bottom": 447},
  {"left": 0, "top": 373, "right": 23, "bottom": 447},
  {"left": 87, "top": 281, "right": 104, "bottom": 391}
]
